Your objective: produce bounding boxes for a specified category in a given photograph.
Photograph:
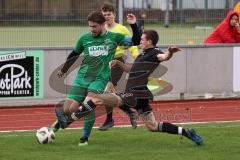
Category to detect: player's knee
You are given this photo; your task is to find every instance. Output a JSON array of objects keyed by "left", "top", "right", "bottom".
[
  {"left": 145, "top": 123, "right": 158, "bottom": 132},
  {"left": 146, "top": 126, "right": 157, "bottom": 132},
  {"left": 63, "top": 99, "right": 79, "bottom": 114}
]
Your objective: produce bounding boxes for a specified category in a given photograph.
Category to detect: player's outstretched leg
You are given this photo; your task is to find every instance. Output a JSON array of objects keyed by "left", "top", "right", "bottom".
[
  {"left": 97, "top": 92, "right": 137, "bottom": 130},
  {"left": 142, "top": 112, "right": 203, "bottom": 145},
  {"left": 158, "top": 122, "right": 203, "bottom": 145}
]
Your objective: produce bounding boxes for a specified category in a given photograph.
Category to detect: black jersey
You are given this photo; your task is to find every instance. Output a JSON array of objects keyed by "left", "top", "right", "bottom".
[{"left": 125, "top": 47, "right": 163, "bottom": 100}]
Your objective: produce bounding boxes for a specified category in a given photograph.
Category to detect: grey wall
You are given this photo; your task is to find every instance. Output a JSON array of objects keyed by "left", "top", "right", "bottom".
[
  {"left": 41, "top": 46, "right": 234, "bottom": 98},
  {"left": 186, "top": 47, "right": 233, "bottom": 93}
]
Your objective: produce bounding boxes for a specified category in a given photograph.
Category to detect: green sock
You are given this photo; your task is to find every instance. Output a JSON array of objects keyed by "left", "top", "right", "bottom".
[{"left": 83, "top": 111, "right": 95, "bottom": 137}]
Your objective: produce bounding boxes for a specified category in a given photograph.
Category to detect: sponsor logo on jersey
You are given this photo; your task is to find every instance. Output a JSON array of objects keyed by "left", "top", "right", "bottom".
[{"left": 88, "top": 45, "right": 109, "bottom": 57}]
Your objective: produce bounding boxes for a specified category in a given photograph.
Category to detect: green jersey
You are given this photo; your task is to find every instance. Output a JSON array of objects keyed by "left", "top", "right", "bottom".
[{"left": 74, "top": 31, "right": 126, "bottom": 81}]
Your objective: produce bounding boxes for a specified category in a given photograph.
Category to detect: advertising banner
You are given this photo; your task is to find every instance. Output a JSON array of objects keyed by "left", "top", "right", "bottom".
[{"left": 0, "top": 50, "right": 43, "bottom": 98}]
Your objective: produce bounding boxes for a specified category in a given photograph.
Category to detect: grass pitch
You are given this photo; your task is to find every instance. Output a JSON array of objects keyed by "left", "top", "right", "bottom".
[
  {"left": 0, "top": 24, "right": 213, "bottom": 48},
  {"left": 0, "top": 122, "right": 240, "bottom": 160},
  {"left": 0, "top": 122, "right": 239, "bottom": 160}
]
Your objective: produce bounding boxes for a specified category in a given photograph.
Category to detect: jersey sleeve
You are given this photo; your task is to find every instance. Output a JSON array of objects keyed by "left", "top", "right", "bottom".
[
  {"left": 115, "top": 23, "right": 141, "bottom": 47},
  {"left": 155, "top": 49, "right": 164, "bottom": 62},
  {"left": 120, "top": 26, "right": 139, "bottom": 57},
  {"left": 114, "top": 33, "right": 132, "bottom": 47},
  {"left": 73, "top": 36, "right": 84, "bottom": 55}
]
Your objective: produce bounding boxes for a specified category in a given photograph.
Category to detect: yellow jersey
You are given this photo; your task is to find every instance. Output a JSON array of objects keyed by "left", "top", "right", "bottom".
[{"left": 108, "top": 23, "right": 139, "bottom": 58}]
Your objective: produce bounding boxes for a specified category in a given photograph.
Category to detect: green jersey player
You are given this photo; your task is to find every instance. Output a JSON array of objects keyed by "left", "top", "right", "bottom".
[{"left": 51, "top": 11, "right": 140, "bottom": 145}]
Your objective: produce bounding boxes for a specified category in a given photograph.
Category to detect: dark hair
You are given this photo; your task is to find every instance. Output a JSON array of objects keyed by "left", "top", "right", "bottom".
[
  {"left": 101, "top": 3, "right": 116, "bottom": 13},
  {"left": 87, "top": 11, "right": 106, "bottom": 24},
  {"left": 143, "top": 30, "right": 159, "bottom": 46},
  {"left": 230, "top": 13, "right": 239, "bottom": 19}
]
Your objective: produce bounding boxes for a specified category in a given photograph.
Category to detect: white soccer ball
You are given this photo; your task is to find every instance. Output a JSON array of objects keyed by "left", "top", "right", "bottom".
[{"left": 36, "top": 127, "right": 55, "bottom": 144}]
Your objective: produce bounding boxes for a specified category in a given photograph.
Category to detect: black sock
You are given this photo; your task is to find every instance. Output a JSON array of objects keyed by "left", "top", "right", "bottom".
[
  {"left": 71, "top": 100, "right": 96, "bottom": 120},
  {"left": 158, "top": 122, "right": 178, "bottom": 134},
  {"left": 119, "top": 105, "right": 134, "bottom": 115},
  {"left": 51, "top": 121, "right": 60, "bottom": 132},
  {"left": 106, "top": 112, "right": 113, "bottom": 122},
  {"left": 158, "top": 122, "right": 189, "bottom": 137},
  {"left": 105, "top": 106, "right": 113, "bottom": 122},
  {"left": 182, "top": 129, "right": 188, "bottom": 137}
]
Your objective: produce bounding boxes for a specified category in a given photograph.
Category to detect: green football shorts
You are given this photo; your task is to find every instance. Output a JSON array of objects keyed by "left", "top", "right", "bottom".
[{"left": 67, "top": 76, "right": 108, "bottom": 103}]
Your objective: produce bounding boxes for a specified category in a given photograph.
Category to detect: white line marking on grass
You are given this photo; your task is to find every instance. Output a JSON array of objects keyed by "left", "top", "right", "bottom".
[
  {"left": 1, "top": 120, "right": 240, "bottom": 133},
  {"left": 0, "top": 130, "right": 32, "bottom": 133}
]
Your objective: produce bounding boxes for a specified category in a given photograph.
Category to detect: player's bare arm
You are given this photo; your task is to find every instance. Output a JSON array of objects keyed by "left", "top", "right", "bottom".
[
  {"left": 126, "top": 13, "right": 141, "bottom": 46},
  {"left": 126, "top": 13, "right": 137, "bottom": 24},
  {"left": 109, "top": 59, "right": 133, "bottom": 72},
  {"left": 157, "top": 46, "right": 181, "bottom": 61}
]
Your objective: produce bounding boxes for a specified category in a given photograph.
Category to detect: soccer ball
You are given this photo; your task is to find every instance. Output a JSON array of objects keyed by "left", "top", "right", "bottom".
[{"left": 36, "top": 127, "right": 55, "bottom": 144}]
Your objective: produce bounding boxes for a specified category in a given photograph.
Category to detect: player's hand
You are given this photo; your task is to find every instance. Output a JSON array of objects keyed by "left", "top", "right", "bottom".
[
  {"left": 158, "top": 46, "right": 181, "bottom": 61},
  {"left": 57, "top": 70, "right": 65, "bottom": 78},
  {"left": 109, "top": 60, "right": 119, "bottom": 68},
  {"left": 127, "top": 13, "right": 136, "bottom": 24},
  {"left": 168, "top": 46, "right": 182, "bottom": 54},
  {"left": 235, "top": 22, "right": 240, "bottom": 33}
]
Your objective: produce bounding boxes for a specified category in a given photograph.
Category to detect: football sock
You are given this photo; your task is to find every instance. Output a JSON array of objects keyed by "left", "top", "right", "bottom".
[
  {"left": 51, "top": 120, "right": 60, "bottom": 132},
  {"left": 106, "top": 112, "right": 113, "bottom": 122},
  {"left": 71, "top": 100, "right": 96, "bottom": 120},
  {"left": 83, "top": 111, "right": 95, "bottom": 138},
  {"left": 105, "top": 106, "right": 113, "bottom": 122},
  {"left": 83, "top": 129, "right": 91, "bottom": 138},
  {"left": 158, "top": 122, "right": 188, "bottom": 137},
  {"left": 119, "top": 105, "right": 134, "bottom": 115},
  {"left": 181, "top": 128, "right": 189, "bottom": 137}
]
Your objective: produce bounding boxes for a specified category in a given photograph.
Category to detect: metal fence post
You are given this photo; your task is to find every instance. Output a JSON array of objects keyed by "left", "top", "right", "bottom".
[
  {"left": 118, "top": 0, "right": 123, "bottom": 24},
  {"left": 204, "top": 0, "right": 208, "bottom": 26},
  {"left": 164, "top": 0, "right": 170, "bottom": 28},
  {"left": 179, "top": 0, "right": 183, "bottom": 25}
]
